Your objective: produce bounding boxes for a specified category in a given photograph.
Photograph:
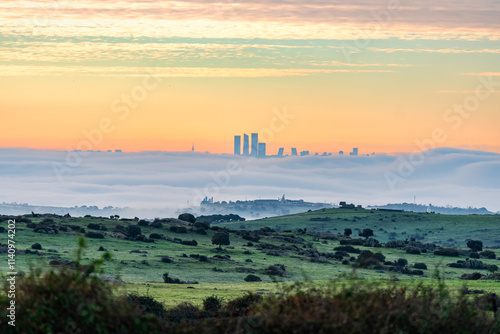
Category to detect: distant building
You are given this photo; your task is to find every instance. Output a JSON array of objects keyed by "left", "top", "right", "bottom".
[
  {"left": 291, "top": 148, "right": 298, "bottom": 156},
  {"left": 300, "top": 151, "right": 309, "bottom": 156},
  {"left": 234, "top": 135, "right": 241, "bottom": 155},
  {"left": 277, "top": 148, "right": 284, "bottom": 157},
  {"left": 251, "top": 133, "right": 259, "bottom": 157},
  {"left": 115, "top": 150, "right": 122, "bottom": 153},
  {"left": 258, "top": 143, "right": 266, "bottom": 157},
  {"left": 349, "top": 148, "right": 358, "bottom": 156},
  {"left": 339, "top": 151, "right": 344, "bottom": 155},
  {"left": 243, "top": 134, "right": 249, "bottom": 155}
]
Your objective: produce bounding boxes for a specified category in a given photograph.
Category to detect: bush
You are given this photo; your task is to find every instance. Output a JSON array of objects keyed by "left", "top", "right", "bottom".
[
  {"left": 479, "top": 250, "right": 496, "bottom": 259},
  {"left": 414, "top": 263, "right": 428, "bottom": 270},
  {"left": 178, "top": 213, "right": 196, "bottom": 224},
  {"left": 137, "top": 220, "right": 149, "bottom": 226},
  {"left": 31, "top": 243, "right": 42, "bottom": 250},
  {"left": 87, "top": 223, "right": 101, "bottom": 230},
  {"left": 334, "top": 245, "right": 361, "bottom": 254},
  {"left": 170, "top": 226, "right": 188, "bottom": 233},
  {"left": 434, "top": 248, "right": 459, "bottom": 257},
  {"left": 161, "top": 257, "right": 173, "bottom": 263},
  {"left": 85, "top": 231, "right": 104, "bottom": 239},
  {"left": 166, "top": 302, "right": 199, "bottom": 324},
  {"left": 344, "top": 228, "right": 352, "bottom": 237},
  {"left": 264, "top": 264, "right": 286, "bottom": 277},
  {"left": 223, "top": 293, "right": 262, "bottom": 316},
  {"left": 406, "top": 247, "right": 421, "bottom": 255},
  {"left": 181, "top": 239, "right": 198, "bottom": 246},
  {"left": 467, "top": 240, "right": 483, "bottom": 252},
  {"left": 126, "top": 293, "right": 166, "bottom": 320},
  {"left": 126, "top": 225, "right": 142, "bottom": 238},
  {"left": 149, "top": 233, "right": 163, "bottom": 239},
  {"left": 397, "top": 258, "right": 408, "bottom": 267},
  {"left": 244, "top": 274, "right": 262, "bottom": 282},
  {"left": 470, "top": 252, "right": 480, "bottom": 259},
  {"left": 202, "top": 295, "right": 224, "bottom": 313}
]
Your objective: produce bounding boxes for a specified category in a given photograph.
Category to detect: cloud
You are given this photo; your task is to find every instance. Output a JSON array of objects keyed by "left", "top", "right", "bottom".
[
  {"left": 0, "top": 65, "right": 394, "bottom": 77},
  {"left": 0, "top": 148, "right": 499, "bottom": 218}
]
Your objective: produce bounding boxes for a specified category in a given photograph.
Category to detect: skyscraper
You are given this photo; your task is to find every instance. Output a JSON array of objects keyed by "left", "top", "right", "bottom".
[
  {"left": 251, "top": 133, "right": 258, "bottom": 157},
  {"left": 234, "top": 135, "right": 241, "bottom": 155},
  {"left": 258, "top": 143, "right": 266, "bottom": 157},
  {"left": 291, "top": 148, "right": 298, "bottom": 156},
  {"left": 243, "top": 134, "right": 249, "bottom": 155},
  {"left": 277, "top": 148, "right": 284, "bottom": 157},
  {"left": 350, "top": 148, "right": 358, "bottom": 156}
]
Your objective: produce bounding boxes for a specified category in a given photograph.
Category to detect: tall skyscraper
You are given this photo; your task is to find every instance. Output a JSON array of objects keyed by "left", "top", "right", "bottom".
[
  {"left": 243, "top": 134, "right": 249, "bottom": 155},
  {"left": 234, "top": 135, "right": 241, "bottom": 155},
  {"left": 251, "top": 133, "right": 258, "bottom": 157},
  {"left": 258, "top": 143, "right": 266, "bottom": 157},
  {"left": 277, "top": 148, "right": 284, "bottom": 157},
  {"left": 291, "top": 148, "right": 298, "bottom": 156},
  {"left": 350, "top": 148, "right": 358, "bottom": 156}
]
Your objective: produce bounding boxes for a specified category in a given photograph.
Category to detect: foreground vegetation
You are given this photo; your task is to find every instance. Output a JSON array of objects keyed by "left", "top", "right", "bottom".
[{"left": 1, "top": 243, "right": 499, "bottom": 333}]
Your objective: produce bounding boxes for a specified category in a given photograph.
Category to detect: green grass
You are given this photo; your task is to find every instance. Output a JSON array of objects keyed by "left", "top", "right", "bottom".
[{"left": 2, "top": 209, "right": 500, "bottom": 306}]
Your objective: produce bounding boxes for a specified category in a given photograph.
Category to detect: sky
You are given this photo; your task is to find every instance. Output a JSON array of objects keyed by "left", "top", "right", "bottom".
[{"left": 1, "top": 0, "right": 499, "bottom": 155}]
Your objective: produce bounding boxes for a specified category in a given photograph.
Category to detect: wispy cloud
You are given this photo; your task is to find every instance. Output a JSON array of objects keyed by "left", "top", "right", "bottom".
[
  {"left": 0, "top": 65, "right": 394, "bottom": 77},
  {"left": 368, "top": 48, "right": 500, "bottom": 54}
]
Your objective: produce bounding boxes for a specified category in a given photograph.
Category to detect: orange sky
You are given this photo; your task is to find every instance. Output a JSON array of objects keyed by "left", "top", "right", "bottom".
[{"left": 1, "top": 1, "right": 499, "bottom": 155}]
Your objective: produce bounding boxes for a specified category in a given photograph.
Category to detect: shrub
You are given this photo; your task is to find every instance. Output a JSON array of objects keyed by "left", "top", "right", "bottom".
[
  {"left": 194, "top": 222, "right": 210, "bottom": 230},
  {"left": 166, "top": 302, "right": 199, "bottom": 324},
  {"left": 137, "top": 220, "right": 149, "bottom": 226},
  {"left": 344, "top": 228, "right": 352, "bottom": 237},
  {"left": 470, "top": 252, "right": 480, "bottom": 259},
  {"left": 406, "top": 247, "right": 421, "bottom": 255},
  {"left": 223, "top": 293, "right": 262, "bottom": 316},
  {"left": 334, "top": 245, "right": 361, "bottom": 254},
  {"left": 85, "top": 231, "right": 104, "bottom": 239},
  {"left": 87, "top": 223, "right": 101, "bottom": 230},
  {"left": 181, "top": 239, "right": 198, "bottom": 246},
  {"left": 170, "top": 226, "right": 188, "bottom": 233},
  {"left": 150, "top": 221, "right": 163, "bottom": 228},
  {"left": 397, "top": 258, "right": 408, "bottom": 267},
  {"left": 414, "top": 263, "right": 428, "bottom": 270},
  {"left": 467, "top": 240, "right": 483, "bottom": 252},
  {"left": 244, "top": 274, "right": 262, "bottom": 282},
  {"left": 149, "top": 233, "right": 163, "bottom": 239},
  {"left": 126, "top": 225, "right": 142, "bottom": 238},
  {"left": 163, "top": 273, "right": 183, "bottom": 284},
  {"left": 178, "top": 213, "right": 196, "bottom": 224},
  {"left": 434, "top": 248, "right": 459, "bottom": 257},
  {"left": 264, "top": 264, "right": 286, "bottom": 277},
  {"left": 479, "top": 250, "right": 496, "bottom": 259},
  {"left": 202, "top": 295, "right": 224, "bottom": 313},
  {"left": 461, "top": 272, "right": 483, "bottom": 280},
  {"left": 31, "top": 243, "right": 42, "bottom": 250},
  {"left": 126, "top": 293, "right": 166, "bottom": 320},
  {"left": 161, "top": 257, "right": 173, "bottom": 263}
]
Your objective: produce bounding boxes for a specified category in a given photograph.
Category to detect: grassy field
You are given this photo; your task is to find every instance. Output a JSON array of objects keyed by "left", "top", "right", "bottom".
[{"left": 1, "top": 208, "right": 500, "bottom": 306}]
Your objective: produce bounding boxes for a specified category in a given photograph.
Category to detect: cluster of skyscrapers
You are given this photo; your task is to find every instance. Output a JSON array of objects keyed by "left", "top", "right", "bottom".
[
  {"left": 234, "top": 133, "right": 363, "bottom": 158},
  {"left": 234, "top": 133, "right": 266, "bottom": 157}
]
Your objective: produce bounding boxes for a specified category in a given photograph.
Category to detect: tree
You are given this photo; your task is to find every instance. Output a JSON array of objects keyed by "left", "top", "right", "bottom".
[
  {"left": 467, "top": 240, "right": 483, "bottom": 252},
  {"left": 178, "top": 213, "right": 196, "bottom": 224},
  {"left": 359, "top": 228, "right": 374, "bottom": 239},
  {"left": 212, "top": 232, "right": 230, "bottom": 250},
  {"left": 344, "top": 228, "right": 352, "bottom": 237}
]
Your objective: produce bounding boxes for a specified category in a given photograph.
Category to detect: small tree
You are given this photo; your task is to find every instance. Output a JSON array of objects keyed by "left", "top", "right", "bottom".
[
  {"left": 126, "top": 225, "right": 142, "bottom": 238},
  {"left": 467, "top": 240, "right": 483, "bottom": 252},
  {"left": 359, "top": 228, "right": 373, "bottom": 239},
  {"left": 212, "top": 232, "right": 230, "bottom": 250},
  {"left": 344, "top": 228, "right": 352, "bottom": 237}
]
